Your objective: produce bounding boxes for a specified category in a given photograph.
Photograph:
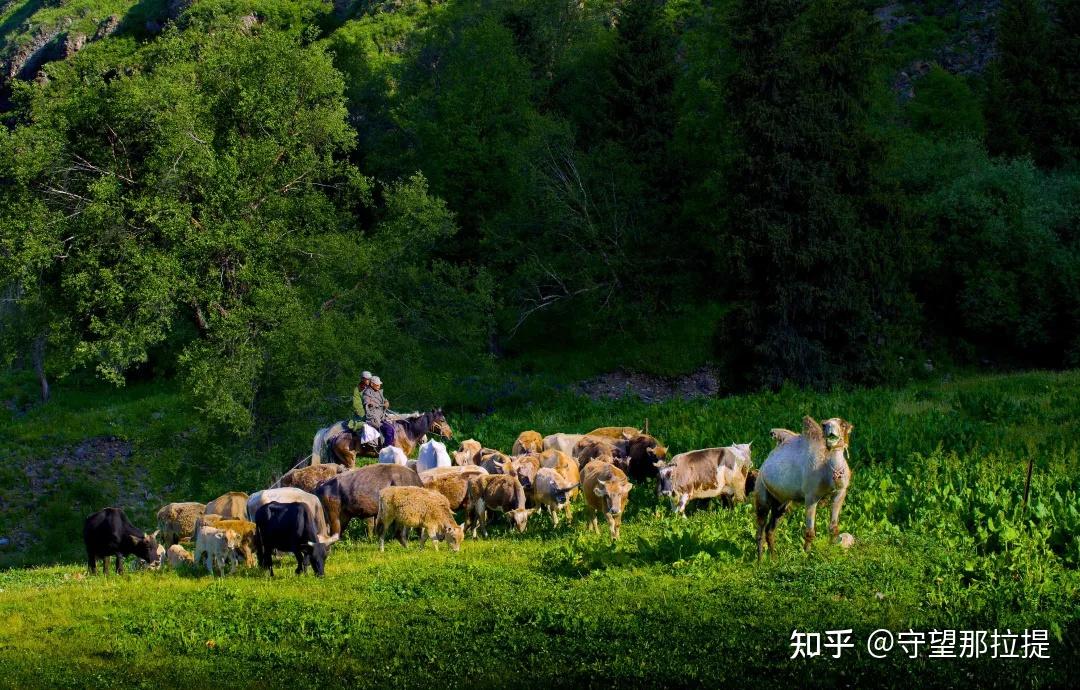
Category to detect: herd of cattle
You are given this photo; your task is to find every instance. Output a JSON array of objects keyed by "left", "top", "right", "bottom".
[{"left": 81, "top": 416, "right": 854, "bottom": 577}]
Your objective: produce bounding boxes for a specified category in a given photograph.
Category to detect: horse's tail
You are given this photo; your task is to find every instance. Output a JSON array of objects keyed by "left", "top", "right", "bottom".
[{"left": 312, "top": 427, "right": 327, "bottom": 465}]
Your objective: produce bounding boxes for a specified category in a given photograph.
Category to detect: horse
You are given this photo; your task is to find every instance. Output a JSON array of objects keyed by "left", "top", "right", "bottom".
[{"left": 311, "top": 409, "right": 453, "bottom": 468}]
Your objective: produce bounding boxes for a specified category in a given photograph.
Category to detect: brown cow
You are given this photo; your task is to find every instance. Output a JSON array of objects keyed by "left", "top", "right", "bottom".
[
  {"left": 315, "top": 464, "right": 423, "bottom": 538},
  {"left": 539, "top": 449, "right": 580, "bottom": 501},
  {"left": 453, "top": 439, "right": 483, "bottom": 466},
  {"left": 421, "top": 465, "right": 488, "bottom": 511},
  {"left": 573, "top": 438, "right": 630, "bottom": 473},
  {"left": 511, "top": 454, "right": 542, "bottom": 494},
  {"left": 582, "top": 460, "right": 633, "bottom": 540},
  {"left": 585, "top": 426, "right": 641, "bottom": 440},
  {"left": 531, "top": 468, "right": 579, "bottom": 527},
  {"left": 464, "top": 474, "right": 535, "bottom": 538},
  {"left": 281, "top": 463, "right": 349, "bottom": 493},
  {"left": 204, "top": 492, "right": 249, "bottom": 519},
  {"left": 511, "top": 430, "right": 544, "bottom": 455},
  {"left": 654, "top": 445, "right": 753, "bottom": 516},
  {"left": 479, "top": 449, "right": 513, "bottom": 474}
]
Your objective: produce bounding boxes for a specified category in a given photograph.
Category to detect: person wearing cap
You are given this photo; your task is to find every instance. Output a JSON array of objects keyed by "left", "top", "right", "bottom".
[
  {"left": 351, "top": 371, "right": 373, "bottom": 421},
  {"left": 362, "top": 375, "right": 394, "bottom": 447}
]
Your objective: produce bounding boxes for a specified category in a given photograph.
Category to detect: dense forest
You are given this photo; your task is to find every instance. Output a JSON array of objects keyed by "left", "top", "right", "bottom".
[{"left": 1, "top": 0, "right": 1078, "bottom": 431}]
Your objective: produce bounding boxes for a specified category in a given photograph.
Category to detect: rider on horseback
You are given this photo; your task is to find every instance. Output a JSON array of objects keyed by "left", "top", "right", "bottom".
[{"left": 363, "top": 375, "right": 395, "bottom": 448}]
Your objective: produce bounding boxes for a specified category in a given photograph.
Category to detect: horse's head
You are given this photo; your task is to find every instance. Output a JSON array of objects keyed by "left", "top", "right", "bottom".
[{"left": 430, "top": 408, "right": 453, "bottom": 440}]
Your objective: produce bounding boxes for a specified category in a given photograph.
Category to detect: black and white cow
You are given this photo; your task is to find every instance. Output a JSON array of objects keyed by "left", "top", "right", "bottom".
[
  {"left": 83, "top": 507, "right": 161, "bottom": 575},
  {"left": 253, "top": 501, "right": 333, "bottom": 577}
]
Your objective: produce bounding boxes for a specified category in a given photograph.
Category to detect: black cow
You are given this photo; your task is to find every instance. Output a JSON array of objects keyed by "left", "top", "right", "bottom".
[
  {"left": 83, "top": 507, "right": 161, "bottom": 575},
  {"left": 253, "top": 501, "right": 331, "bottom": 577}
]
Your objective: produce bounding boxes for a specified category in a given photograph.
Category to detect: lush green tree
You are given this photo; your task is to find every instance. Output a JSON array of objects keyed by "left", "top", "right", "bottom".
[
  {"left": 0, "top": 18, "right": 490, "bottom": 431},
  {"left": 986, "top": 0, "right": 1057, "bottom": 165},
  {"left": 721, "top": 0, "right": 919, "bottom": 388}
]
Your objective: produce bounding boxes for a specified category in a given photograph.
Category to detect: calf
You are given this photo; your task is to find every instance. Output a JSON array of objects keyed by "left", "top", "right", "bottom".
[
  {"left": 194, "top": 525, "right": 241, "bottom": 577},
  {"left": 204, "top": 491, "right": 249, "bottom": 519},
  {"left": 464, "top": 474, "right": 536, "bottom": 538},
  {"left": 531, "top": 468, "right": 579, "bottom": 527},
  {"left": 281, "top": 463, "right": 348, "bottom": 492},
  {"left": 254, "top": 501, "right": 332, "bottom": 577},
  {"left": 314, "top": 464, "right": 422, "bottom": 538},
  {"left": 654, "top": 445, "right": 753, "bottom": 516},
  {"left": 376, "top": 486, "right": 464, "bottom": 552},
  {"left": 511, "top": 430, "right": 543, "bottom": 455},
  {"left": 582, "top": 460, "right": 634, "bottom": 540},
  {"left": 194, "top": 515, "right": 257, "bottom": 567},
  {"left": 155, "top": 501, "right": 205, "bottom": 546},
  {"left": 166, "top": 544, "right": 194, "bottom": 569},
  {"left": 83, "top": 507, "right": 161, "bottom": 575}
]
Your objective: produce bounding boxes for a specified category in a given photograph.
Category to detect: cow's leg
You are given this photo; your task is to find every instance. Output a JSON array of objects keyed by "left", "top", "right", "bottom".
[
  {"left": 551, "top": 506, "right": 560, "bottom": 528},
  {"left": 754, "top": 493, "right": 770, "bottom": 561},
  {"left": 676, "top": 493, "right": 690, "bottom": 517},
  {"left": 376, "top": 517, "right": 387, "bottom": 552},
  {"left": 87, "top": 552, "right": 97, "bottom": 575},
  {"left": 115, "top": 554, "right": 123, "bottom": 575},
  {"left": 366, "top": 517, "right": 375, "bottom": 540},
  {"left": 765, "top": 500, "right": 790, "bottom": 558},
  {"left": 803, "top": 495, "right": 819, "bottom": 552},
  {"left": 397, "top": 526, "right": 409, "bottom": 548},
  {"left": 479, "top": 508, "right": 489, "bottom": 538},
  {"left": 324, "top": 498, "right": 343, "bottom": 538},
  {"left": 829, "top": 489, "right": 847, "bottom": 540}
]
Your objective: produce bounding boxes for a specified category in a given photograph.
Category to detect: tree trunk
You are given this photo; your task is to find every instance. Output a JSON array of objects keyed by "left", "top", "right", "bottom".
[{"left": 32, "top": 335, "right": 49, "bottom": 402}]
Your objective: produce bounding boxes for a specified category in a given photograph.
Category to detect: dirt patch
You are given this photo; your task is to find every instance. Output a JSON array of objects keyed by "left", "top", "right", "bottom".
[{"left": 576, "top": 367, "right": 721, "bottom": 403}]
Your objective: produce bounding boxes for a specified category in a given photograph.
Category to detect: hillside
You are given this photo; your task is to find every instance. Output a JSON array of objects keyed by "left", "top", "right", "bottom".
[{"left": 0, "top": 370, "right": 1078, "bottom": 685}]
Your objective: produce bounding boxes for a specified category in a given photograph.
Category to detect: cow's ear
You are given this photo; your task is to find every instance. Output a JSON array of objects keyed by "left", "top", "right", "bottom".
[
  {"left": 308, "top": 541, "right": 317, "bottom": 548},
  {"left": 128, "top": 534, "right": 142, "bottom": 547},
  {"left": 593, "top": 485, "right": 606, "bottom": 497},
  {"left": 653, "top": 460, "right": 666, "bottom": 469},
  {"left": 843, "top": 420, "right": 854, "bottom": 436},
  {"left": 625, "top": 483, "right": 634, "bottom": 493}
]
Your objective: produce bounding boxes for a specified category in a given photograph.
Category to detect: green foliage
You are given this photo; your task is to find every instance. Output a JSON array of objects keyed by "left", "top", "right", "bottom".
[{"left": 906, "top": 67, "right": 985, "bottom": 138}]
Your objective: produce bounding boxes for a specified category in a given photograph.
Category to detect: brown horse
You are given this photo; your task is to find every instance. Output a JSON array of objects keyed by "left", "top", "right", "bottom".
[{"left": 311, "top": 409, "right": 453, "bottom": 468}]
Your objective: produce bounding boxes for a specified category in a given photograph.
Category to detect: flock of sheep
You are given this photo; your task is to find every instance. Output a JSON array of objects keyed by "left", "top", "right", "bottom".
[{"left": 92, "top": 416, "right": 855, "bottom": 577}]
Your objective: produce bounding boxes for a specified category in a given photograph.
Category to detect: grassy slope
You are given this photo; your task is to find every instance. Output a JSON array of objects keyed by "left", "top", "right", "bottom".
[{"left": 0, "top": 370, "right": 1078, "bottom": 687}]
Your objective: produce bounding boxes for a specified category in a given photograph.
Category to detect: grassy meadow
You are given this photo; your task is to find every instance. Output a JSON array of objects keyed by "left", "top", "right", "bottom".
[{"left": 1, "top": 370, "right": 1079, "bottom": 687}]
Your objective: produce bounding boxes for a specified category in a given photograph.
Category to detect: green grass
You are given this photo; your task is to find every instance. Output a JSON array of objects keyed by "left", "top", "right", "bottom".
[{"left": 1, "top": 369, "right": 1079, "bottom": 686}]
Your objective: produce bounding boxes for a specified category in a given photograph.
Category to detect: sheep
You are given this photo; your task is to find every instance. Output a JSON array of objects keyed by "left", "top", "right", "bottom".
[
  {"left": 280, "top": 463, "right": 348, "bottom": 492},
  {"left": 376, "top": 486, "right": 464, "bottom": 552},
  {"left": 155, "top": 502, "right": 206, "bottom": 546}
]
